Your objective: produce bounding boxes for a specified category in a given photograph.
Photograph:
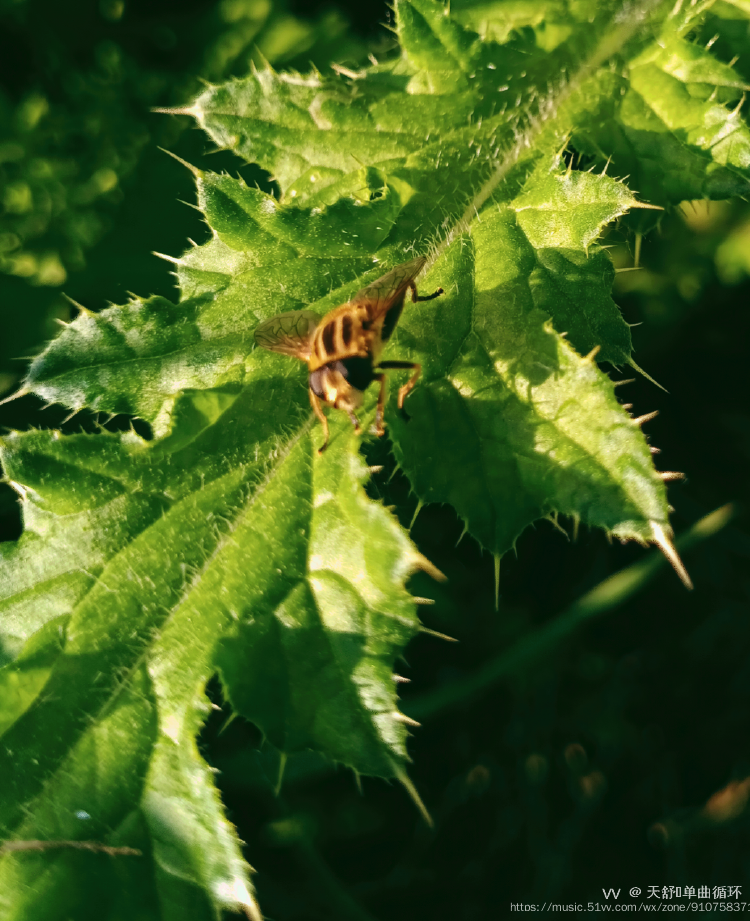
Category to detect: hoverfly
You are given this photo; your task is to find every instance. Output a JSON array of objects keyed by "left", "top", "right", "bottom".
[{"left": 254, "top": 257, "right": 443, "bottom": 453}]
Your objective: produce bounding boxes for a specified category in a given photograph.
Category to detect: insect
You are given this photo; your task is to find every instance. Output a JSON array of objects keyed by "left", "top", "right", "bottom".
[{"left": 254, "top": 257, "right": 443, "bottom": 453}]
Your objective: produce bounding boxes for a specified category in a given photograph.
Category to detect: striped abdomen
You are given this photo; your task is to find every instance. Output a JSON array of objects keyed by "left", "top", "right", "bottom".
[{"left": 308, "top": 304, "right": 374, "bottom": 372}]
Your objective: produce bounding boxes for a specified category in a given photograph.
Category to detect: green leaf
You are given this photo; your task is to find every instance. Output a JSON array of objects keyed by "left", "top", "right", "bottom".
[
  {"left": 0, "top": 390, "right": 423, "bottom": 915},
  {"left": 10, "top": 0, "right": 750, "bottom": 914},
  {"left": 573, "top": 26, "right": 750, "bottom": 206}
]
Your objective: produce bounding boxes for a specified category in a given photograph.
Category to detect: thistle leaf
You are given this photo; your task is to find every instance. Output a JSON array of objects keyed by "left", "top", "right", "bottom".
[{"left": 5, "top": 0, "right": 750, "bottom": 914}]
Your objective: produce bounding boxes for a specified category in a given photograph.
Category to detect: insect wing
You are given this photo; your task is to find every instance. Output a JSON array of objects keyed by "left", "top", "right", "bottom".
[
  {"left": 349, "top": 257, "right": 427, "bottom": 321},
  {"left": 254, "top": 309, "right": 319, "bottom": 361}
]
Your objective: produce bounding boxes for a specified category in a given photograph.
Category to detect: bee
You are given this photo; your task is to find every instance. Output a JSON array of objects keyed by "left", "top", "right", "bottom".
[{"left": 254, "top": 257, "right": 443, "bottom": 453}]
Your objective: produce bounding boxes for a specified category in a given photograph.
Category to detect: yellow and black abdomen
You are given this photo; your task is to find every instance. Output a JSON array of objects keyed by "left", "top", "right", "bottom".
[{"left": 308, "top": 304, "right": 374, "bottom": 372}]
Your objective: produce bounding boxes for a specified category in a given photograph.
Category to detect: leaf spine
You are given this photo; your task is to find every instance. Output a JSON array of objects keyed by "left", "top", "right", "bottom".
[
  {"left": 650, "top": 521, "right": 693, "bottom": 590},
  {"left": 410, "top": 552, "right": 447, "bottom": 582},
  {"left": 157, "top": 147, "right": 203, "bottom": 177},
  {"left": 62, "top": 293, "right": 96, "bottom": 317},
  {"left": 632, "top": 410, "right": 659, "bottom": 426},
  {"left": 392, "top": 712, "right": 421, "bottom": 728},
  {"left": 151, "top": 105, "right": 199, "bottom": 117},
  {"left": 629, "top": 358, "right": 667, "bottom": 392},
  {"left": 584, "top": 345, "right": 601, "bottom": 362},
  {"left": 394, "top": 766, "right": 433, "bottom": 828},
  {"left": 419, "top": 626, "right": 458, "bottom": 643}
]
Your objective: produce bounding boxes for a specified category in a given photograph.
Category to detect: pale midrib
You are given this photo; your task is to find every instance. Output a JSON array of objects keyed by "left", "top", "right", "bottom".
[
  {"left": 426, "top": 0, "right": 669, "bottom": 272},
  {"left": 8, "top": 417, "right": 313, "bottom": 841}
]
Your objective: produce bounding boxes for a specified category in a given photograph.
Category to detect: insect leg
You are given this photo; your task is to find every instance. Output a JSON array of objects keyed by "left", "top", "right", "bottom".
[
  {"left": 309, "top": 387, "right": 330, "bottom": 454},
  {"left": 378, "top": 360, "right": 421, "bottom": 421},
  {"left": 375, "top": 373, "right": 387, "bottom": 436},
  {"left": 347, "top": 411, "right": 362, "bottom": 435},
  {"left": 410, "top": 281, "right": 444, "bottom": 303}
]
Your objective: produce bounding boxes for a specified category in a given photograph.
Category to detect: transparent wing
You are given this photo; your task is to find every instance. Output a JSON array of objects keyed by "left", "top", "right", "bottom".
[
  {"left": 349, "top": 257, "right": 426, "bottom": 321},
  {"left": 254, "top": 309, "right": 319, "bottom": 361}
]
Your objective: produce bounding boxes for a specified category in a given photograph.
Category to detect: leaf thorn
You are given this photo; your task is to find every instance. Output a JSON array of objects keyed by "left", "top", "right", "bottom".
[
  {"left": 545, "top": 512, "right": 569, "bottom": 539},
  {"left": 629, "top": 358, "right": 667, "bottom": 392},
  {"left": 629, "top": 201, "right": 664, "bottom": 212},
  {"left": 242, "top": 896, "right": 264, "bottom": 921},
  {"left": 62, "top": 293, "right": 96, "bottom": 317},
  {"left": 410, "top": 552, "right": 447, "bottom": 582},
  {"left": 394, "top": 766, "right": 433, "bottom": 828},
  {"left": 659, "top": 470, "right": 685, "bottom": 482},
  {"left": 392, "top": 711, "right": 421, "bottom": 727},
  {"left": 584, "top": 345, "right": 601, "bottom": 362},
  {"left": 632, "top": 410, "right": 659, "bottom": 427},
  {"left": 419, "top": 626, "right": 458, "bottom": 643},
  {"left": 331, "top": 62, "right": 363, "bottom": 80},
  {"left": 0, "top": 388, "right": 28, "bottom": 407},
  {"left": 151, "top": 105, "right": 198, "bottom": 117},
  {"left": 650, "top": 521, "right": 693, "bottom": 590},
  {"left": 157, "top": 147, "right": 204, "bottom": 177}
]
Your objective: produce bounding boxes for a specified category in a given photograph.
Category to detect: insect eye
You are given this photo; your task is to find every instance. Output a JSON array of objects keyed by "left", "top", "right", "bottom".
[{"left": 309, "top": 369, "right": 326, "bottom": 398}]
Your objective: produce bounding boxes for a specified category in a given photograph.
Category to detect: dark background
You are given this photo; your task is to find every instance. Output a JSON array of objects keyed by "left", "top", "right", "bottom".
[{"left": 1, "top": 1, "right": 749, "bottom": 918}]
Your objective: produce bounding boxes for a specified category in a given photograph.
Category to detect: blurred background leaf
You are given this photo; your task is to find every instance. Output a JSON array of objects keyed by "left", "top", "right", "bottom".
[{"left": 0, "top": 0, "right": 381, "bottom": 408}]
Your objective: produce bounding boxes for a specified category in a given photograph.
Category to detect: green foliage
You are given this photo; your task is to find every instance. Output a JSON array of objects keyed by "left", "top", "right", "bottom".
[
  {"left": 0, "top": 0, "right": 371, "bottom": 394},
  {"left": 0, "top": 0, "right": 368, "bottom": 287},
  {"left": 2, "top": 0, "right": 750, "bottom": 916}
]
